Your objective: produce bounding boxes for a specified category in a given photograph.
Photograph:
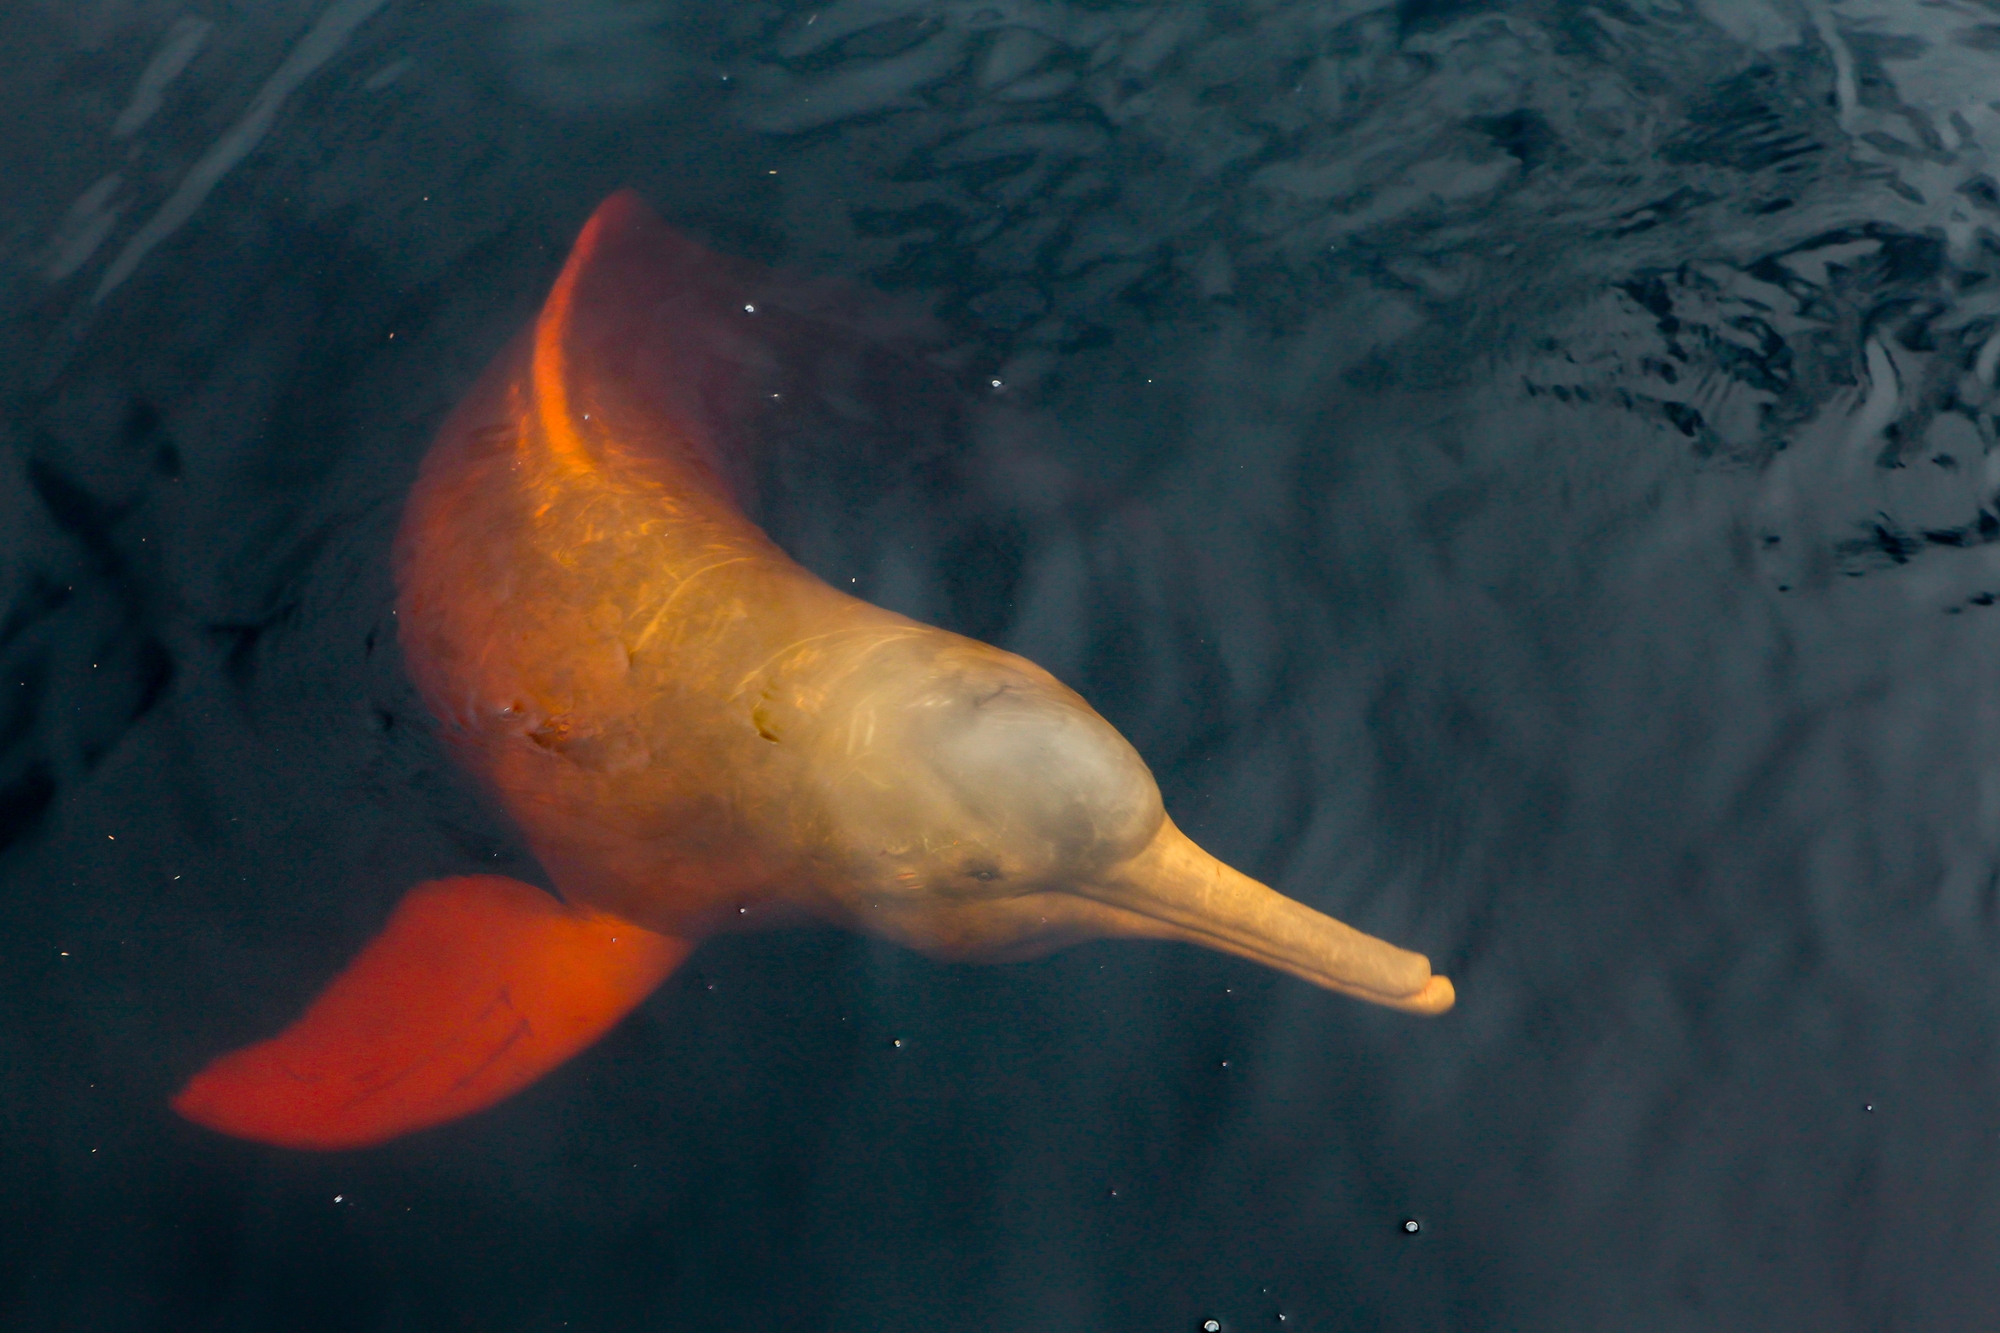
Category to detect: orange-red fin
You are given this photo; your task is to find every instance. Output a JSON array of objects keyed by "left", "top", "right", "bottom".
[{"left": 172, "top": 875, "right": 688, "bottom": 1150}]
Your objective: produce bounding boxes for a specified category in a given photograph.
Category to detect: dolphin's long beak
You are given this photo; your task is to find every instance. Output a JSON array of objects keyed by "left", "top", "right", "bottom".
[{"left": 1084, "top": 818, "right": 1455, "bottom": 1015}]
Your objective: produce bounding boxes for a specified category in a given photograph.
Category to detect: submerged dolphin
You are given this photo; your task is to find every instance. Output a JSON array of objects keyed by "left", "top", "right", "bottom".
[{"left": 173, "top": 192, "right": 1453, "bottom": 1150}]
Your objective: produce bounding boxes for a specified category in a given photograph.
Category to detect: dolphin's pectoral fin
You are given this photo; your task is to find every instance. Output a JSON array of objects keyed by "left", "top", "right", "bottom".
[{"left": 172, "top": 875, "right": 689, "bottom": 1150}]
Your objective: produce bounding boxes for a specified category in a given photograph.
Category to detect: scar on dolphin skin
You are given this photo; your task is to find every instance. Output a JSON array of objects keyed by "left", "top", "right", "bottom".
[{"left": 172, "top": 192, "right": 1454, "bottom": 1152}]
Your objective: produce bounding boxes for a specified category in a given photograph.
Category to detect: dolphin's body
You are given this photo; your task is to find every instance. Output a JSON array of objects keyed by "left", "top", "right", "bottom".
[{"left": 174, "top": 193, "right": 1452, "bottom": 1151}]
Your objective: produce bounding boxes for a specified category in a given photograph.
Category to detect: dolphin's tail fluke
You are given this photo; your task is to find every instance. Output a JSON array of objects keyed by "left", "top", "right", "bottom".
[{"left": 172, "top": 876, "right": 688, "bottom": 1150}]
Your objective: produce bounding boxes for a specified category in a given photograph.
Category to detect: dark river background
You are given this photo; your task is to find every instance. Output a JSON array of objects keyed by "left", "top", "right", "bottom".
[{"left": 6, "top": 1, "right": 2000, "bottom": 1328}]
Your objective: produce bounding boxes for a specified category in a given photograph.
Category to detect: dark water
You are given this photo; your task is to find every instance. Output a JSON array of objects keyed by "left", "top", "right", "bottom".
[{"left": 6, "top": 0, "right": 2000, "bottom": 1328}]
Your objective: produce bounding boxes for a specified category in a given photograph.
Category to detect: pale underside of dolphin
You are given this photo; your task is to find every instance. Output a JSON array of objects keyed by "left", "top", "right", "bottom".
[{"left": 172, "top": 192, "right": 1453, "bottom": 1151}]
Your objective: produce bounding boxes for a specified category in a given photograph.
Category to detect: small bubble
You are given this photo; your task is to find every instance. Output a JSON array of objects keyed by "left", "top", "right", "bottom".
[
  {"left": 1202, "top": 1322, "right": 1221, "bottom": 1333},
  {"left": 990, "top": 379, "right": 1003, "bottom": 389},
  {"left": 744, "top": 304, "right": 756, "bottom": 313},
  {"left": 892, "top": 1038, "right": 904, "bottom": 1049},
  {"left": 1220, "top": 1060, "right": 1230, "bottom": 1068},
  {"left": 1402, "top": 1218, "right": 1421, "bottom": 1234},
  {"left": 1865, "top": 1103, "right": 1874, "bottom": 1112}
]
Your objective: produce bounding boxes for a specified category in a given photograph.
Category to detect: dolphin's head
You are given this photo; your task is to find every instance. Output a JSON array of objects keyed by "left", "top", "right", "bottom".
[{"left": 801, "top": 634, "right": 1453, "bottom": 1015}]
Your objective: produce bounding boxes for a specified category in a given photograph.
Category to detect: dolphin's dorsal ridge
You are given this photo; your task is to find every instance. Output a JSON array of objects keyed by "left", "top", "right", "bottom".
[{"left": 553, "top": 194, "right": 954, "bottom": 520}]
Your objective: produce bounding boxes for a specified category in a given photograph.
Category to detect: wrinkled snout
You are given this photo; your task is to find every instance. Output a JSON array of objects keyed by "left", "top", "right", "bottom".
[{"left": 1075, "top": 817, "right": 1454, "bottom": 1014}]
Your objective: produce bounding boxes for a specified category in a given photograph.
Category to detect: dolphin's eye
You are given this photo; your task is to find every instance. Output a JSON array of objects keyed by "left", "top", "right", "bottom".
[{"left": 964, "top": 864, "right": 1002, "bottom": 882}]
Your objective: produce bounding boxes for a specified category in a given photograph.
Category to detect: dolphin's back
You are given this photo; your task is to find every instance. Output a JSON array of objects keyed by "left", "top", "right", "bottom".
[
  {"left": 392, "top": 195, "right": 911, "bottom": 931},
  {"left": 393, "top": 195, "right": 791, "bottom": 734},
  {"left": 172, "top": 195, "right": 830, "bottom": 1149}
]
